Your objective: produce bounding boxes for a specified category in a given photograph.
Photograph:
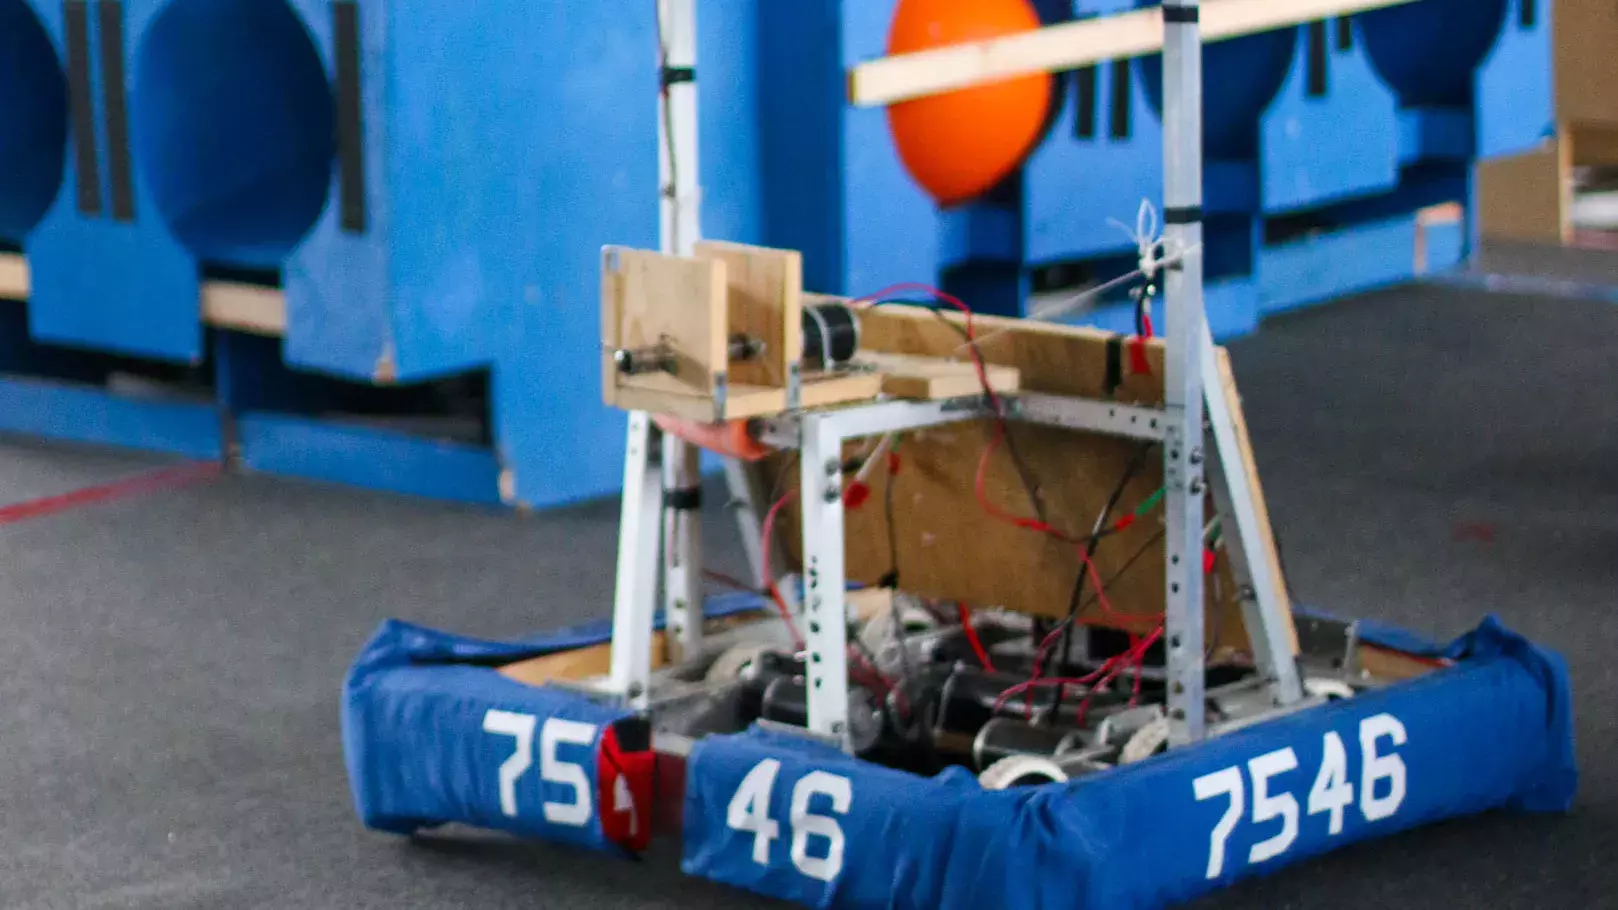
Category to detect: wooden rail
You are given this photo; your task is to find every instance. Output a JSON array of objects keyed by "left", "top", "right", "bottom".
[
  {"left": 848, "top": 0, "right": 1420, "bottom": 108},
  {"left": 0, "top": 251, "right": 286, "bottom": 337}
]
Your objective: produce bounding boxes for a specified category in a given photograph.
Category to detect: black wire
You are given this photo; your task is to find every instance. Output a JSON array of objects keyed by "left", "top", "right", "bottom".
[
  {"left": 1077, "top": 527, "right": 1166, "bottom": 613},
  {"left": 1053, "top": 442, "right": 1155, "bottom": 684}
]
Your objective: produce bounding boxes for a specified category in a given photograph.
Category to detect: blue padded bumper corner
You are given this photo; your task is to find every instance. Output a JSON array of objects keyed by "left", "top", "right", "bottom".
[
  {"left": 341, "top": 619, "right": 636, "bottom": 850},
  {"left": 340, "top": 592, "right": 768, "bottom": 850},
  {"left": 681, "top": 616, "right": 1576, "bottom": 910}
]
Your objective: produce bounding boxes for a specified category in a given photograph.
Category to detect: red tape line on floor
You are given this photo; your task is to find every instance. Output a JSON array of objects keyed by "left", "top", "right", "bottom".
[{"left": 0, "top": 461, "right": 223, "bottom": 526}]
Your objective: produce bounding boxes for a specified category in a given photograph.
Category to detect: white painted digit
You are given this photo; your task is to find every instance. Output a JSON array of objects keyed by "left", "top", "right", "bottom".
[
  {"left": 1247, "top": 748, "right": 1300, "bottom": 864},
  {"left": 483, "top": 709, "right": 536, "bottom": 818},
  {"left": 540, "top": 718, "right": 599, "bottom": 826},
  {"left": 614, "top": 772, "right": 639, "bottom": 838},
  {"left": 1308, "top": 731, "right": 1354, "bottom": 835},
  {"left": 1193, "top": 766, "right": 1245, "bottom": 879},
  {"left": 727, "top": 759, "right": 783, "bottom": 865},
  {"left": 789, "top": 772, "right": 852, "bottom": 883},
  {"left": 1359, "top": 713, "right": 1408, "bottom": 822}
]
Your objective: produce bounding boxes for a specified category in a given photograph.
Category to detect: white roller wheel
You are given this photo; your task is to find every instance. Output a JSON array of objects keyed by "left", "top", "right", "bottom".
[
  {"left": 977, "top": 754, "right": 1069, "bottom": 791},
  {"left": 856, "top": 600, "right": 938, "bottom": 660},
  {"left": 1304, "top": 677, "right": 1355, "bottom": 701},
  {"left": 705, "top": 643, "right": 771, "bottom": 683},
  {"left": 1120, "top": 716, "right": 1172, "bottom": 764}
]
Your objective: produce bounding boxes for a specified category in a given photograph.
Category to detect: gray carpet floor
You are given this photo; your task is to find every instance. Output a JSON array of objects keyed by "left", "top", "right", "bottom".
[{"left": 0, "top": 281, "right": 1611, "bottom": 908}]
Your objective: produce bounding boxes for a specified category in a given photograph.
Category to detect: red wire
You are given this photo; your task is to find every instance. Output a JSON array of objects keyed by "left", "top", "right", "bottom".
[
  {"left": 760, "top": 489, "right": 805, "bottom": 649},
  {"left": 851, "top": 282, "right": 1004, "bottom": 415},
  {"left": 760, "top": 486, "right": 901, "bottom": 693},
  {"left": 957, "top": 601, "right": 996, "bottom": 673},
  {"left": 1076, "top": 627, "right": 1164, "bottom": 725},
  {"left": 701, "top": 569, "right": 759, "bottom": 594},
  {"left": 991, "top": 669, "right": 1113, "bottom": 715}
]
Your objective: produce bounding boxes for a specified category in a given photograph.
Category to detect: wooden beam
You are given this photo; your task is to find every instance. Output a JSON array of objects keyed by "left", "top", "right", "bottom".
[
  {"left": 0, "top": 251, "right": 290, "bottom": 335},
  {"left": 0, "top": 252, "right": 25, "bottom": 302},
  {"left": 849, "top": 0, "right": 1419, "bottom": 108},
  {"left": 202, "top": 281, "right": 287, "bottom": 337}
]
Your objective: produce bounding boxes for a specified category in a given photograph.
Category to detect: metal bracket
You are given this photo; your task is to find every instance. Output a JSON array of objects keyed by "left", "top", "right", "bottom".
[
  {"left": 786, "top": 361, "right": 803, "bottom": 411},
  {"left": 1012, "top": 393, "right": 1166, "bottom": 441}
]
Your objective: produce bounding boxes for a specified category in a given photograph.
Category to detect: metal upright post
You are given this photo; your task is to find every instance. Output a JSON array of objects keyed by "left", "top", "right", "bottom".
[
  {"left": 656, "top": 0, "right": 704, "bottom": 663},
  {"left": 798, "top": 413, "right": 852, "bottom": 748},
  {"left": 1160, "top": 0, "right": 1209, "bottom": 745},
  {"left": 609, "top": 0, "right": 704, "bottom": 703},
  {"left": 609, "top": 411, "right": 663, "bottom": 706}
]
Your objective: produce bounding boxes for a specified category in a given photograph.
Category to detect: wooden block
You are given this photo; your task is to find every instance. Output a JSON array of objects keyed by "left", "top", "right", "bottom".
[
  {"left": 848, "top": 0, "right": 1418, "bottom": 107},
  {"left": 864, "top": 351, "right": 1020, "bottom": 400},
  {"left": 694, "top": 241, "right": 802, "bottom": 389},
  {"left": 601, "top": 246, "right": 728, "bottom": 403},
  {"left": 798, "top": 370, "right": 885, "bottom": 410}
]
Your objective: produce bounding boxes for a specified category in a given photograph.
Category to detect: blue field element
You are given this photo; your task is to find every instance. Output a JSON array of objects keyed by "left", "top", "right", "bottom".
[{"left": 0, "top": 0, "right": 1560, "bottom": 505}]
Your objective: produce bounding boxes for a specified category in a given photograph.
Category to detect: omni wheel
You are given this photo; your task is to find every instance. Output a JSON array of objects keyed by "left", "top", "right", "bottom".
[{"left": 977, "top": 754, "right": 1069, "bottom": 791}]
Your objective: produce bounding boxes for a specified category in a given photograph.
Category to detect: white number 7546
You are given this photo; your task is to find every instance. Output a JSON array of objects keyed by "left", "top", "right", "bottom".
[{"left": 1194, "top": 712, "right": 1407, "bottom": 878}]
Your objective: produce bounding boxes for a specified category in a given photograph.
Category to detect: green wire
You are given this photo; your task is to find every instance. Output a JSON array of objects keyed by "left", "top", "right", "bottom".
[{"left": 1134, "top": 487, "right": 1165, "bottom": 517}]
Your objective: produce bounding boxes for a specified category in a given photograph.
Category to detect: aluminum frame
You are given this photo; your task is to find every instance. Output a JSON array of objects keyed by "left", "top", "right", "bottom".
[
  {"left": 610, "top": 0, "right": 1304, "bottom": 748},
  {"left": 757, "top": 379, "right": 1303, "bottom": 742},
  {"left": 1160, "top": 0, "right": 1210, "bottom": 745}
]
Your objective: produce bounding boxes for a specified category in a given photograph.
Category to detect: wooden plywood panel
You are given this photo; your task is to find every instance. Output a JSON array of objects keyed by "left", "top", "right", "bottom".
[
  {"left": 1556, "top": 0, "right": 1618, "bottom": 127},
  {"left": 694, "top": 241, "right": 802, "bottom": 388},
  {"left": 1213, "top": 346, "right": 1297, "bottom": 652},
  {"left": 1476, "top": 139, "right": 1571, "bottom": 246},
  {"left": 766, "top": 304, "right": 1285, "bottom": 655},
  {"left": 600, "top": 247, "right": 728, "bottom": 405}
]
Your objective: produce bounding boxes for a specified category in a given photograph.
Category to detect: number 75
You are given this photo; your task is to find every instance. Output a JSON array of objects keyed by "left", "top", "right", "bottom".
[{"left": 1194, "top": 713, "right": 1407, "bottom": 879}]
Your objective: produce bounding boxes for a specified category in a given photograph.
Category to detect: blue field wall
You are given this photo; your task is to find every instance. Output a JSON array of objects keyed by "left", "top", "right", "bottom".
[
  {"left": 740, "top": 0, "right": 1551, "bottom": 335},
  {"left": 1259, "top": 20, "right": 1397, "bottom": 213},
  {"left": 0, "top": 0, "right": 1561, "bottom": 506},
  {"left": 0, "top": 0, "right": 67, "bottom": 249},
  {"left": 24, "top": 0, "right": 198, "bottom": 361},
  {"left": 0, "top": 0, "right": 673, "bottom": 507}
]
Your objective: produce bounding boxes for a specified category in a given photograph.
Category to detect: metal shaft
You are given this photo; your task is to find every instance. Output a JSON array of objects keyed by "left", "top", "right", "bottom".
[
  {"left": 1160, "top": 0, "right": 1209, "bottom": 745},
  {"left": 657, "top": 0, "right": 705, "bottom": 663}
]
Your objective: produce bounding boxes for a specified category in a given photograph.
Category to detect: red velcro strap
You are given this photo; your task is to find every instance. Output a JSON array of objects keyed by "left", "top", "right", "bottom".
[{"left": 596, "top": 722, "right": 655, "bottom": 852}]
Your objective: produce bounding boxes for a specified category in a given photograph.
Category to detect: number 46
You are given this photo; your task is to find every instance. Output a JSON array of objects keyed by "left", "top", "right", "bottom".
[
  {"left": 1195, "top": 713, "right": 1407, "bottom": 879},
  {"left": 727, "top": 759, "right": 853, "bottom": 883}
]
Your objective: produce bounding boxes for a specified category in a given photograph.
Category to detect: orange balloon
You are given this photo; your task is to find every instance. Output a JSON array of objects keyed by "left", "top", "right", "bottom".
[{"left": 886, "top": 0, "right": 1052, "bottom": 207}]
